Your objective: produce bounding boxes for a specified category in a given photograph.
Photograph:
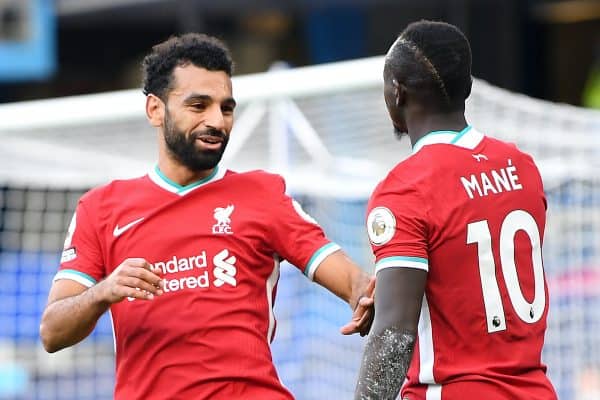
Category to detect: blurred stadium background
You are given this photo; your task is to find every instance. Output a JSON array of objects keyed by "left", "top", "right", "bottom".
[{"left": 0, "top": 1, "right": 599, "bottom": 399}]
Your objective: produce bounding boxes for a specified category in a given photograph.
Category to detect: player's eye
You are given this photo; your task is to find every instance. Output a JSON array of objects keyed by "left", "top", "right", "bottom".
[
  {"left": 221, "top": 105, "right": 234, "bottom": 115},
  {"left": 190, "top": 103, "right": 207, "bottom": 111}
]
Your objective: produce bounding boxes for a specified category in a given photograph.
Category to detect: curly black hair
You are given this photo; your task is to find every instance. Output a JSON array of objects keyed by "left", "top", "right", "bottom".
[
  {"left": 386, "top": 20, "right": 472, "bottom": 111},
  {"left": 142, "top": 33, "right": 234, "bottom": 100}
]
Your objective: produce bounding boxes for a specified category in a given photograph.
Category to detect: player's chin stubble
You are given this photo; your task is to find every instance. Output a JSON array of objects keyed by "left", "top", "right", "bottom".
[{"left": 163, "top": 113, "right": 229, "bottom": 172}]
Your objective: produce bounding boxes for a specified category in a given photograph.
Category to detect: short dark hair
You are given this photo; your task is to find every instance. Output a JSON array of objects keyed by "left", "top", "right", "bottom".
[
  {"left": 142, "top": 33, "right": 234, "bottom": 99},
  {"left": 386, "top": 20, "right": 472, "bottom": 111}
]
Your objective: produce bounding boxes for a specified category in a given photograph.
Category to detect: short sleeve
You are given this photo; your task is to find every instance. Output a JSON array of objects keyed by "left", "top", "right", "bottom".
[
  {"left": 267, "top": 177, "right": 339, "bottom": 280},
  {"left": 367, "top": 179, "right": 429, "bottom": 275},
  {"left": 55, "top": 199, "right": 105, "bottom": 287}
]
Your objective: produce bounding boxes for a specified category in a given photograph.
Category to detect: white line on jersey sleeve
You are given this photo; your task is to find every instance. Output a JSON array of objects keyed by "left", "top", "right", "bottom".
[
  {"left": 375, "top": 256, "right": 429, "bottom": 274},
  {"left": 304, "top": 242, "right": 341, "bottom": 280},
  {"left": 53, "top": 269, "right": 97, "bottom": 288}
]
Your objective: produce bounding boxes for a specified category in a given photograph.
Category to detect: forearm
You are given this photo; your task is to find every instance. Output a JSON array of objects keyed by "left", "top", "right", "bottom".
[
  {"left": 313, "top": 250, "right": 370, "bottom": 309},
  {"left": 348, "top": 268, "right": 371, "bottom": 310},
  {"left": 354, "top": 325, "right": 416, "bottom": 400},
  {"left": 40, "top": 283, "right": 110, "bottom": 352}
]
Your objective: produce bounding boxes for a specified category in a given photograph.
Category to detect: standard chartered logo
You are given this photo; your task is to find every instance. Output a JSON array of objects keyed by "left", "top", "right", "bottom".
[
  {"left": 127, "top": 249, "right": 238, "bottom": 301},
  {"left": 213, "top": 249, "right": 237, "bottom": 287}
]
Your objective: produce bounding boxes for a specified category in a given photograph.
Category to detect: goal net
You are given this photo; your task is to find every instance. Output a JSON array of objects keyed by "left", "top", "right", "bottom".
[{"left": 0, "top": 56, "right": 599, "bottom": 400}]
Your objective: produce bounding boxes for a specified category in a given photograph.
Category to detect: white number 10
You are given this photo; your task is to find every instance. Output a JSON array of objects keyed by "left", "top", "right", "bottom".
[{"left": 467, "top": 210, "right": 546, "bottom": 333}]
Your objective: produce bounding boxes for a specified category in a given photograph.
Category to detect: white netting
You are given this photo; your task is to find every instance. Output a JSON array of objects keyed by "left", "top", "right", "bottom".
[{"left": 0, "top": 56, "right": 599, "bottom": 400}]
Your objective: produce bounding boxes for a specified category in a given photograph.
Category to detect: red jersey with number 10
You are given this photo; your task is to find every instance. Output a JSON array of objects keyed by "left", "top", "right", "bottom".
[
  {"left": 56, "top": 166, "right": 340, "bottom": 400},
  {"left": 366, "top": 127, "right": 557, "bottom": 400}
]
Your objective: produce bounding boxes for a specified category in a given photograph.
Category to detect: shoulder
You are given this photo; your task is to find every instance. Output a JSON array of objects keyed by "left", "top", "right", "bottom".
[
  {"left": 79, "top": 175, "right": 148, "bottom": 208},
  {"left": 225, "top": 169, "right": 287, "bottom": 193},
  {"left": 483, "top": 135, "right": 532, "bottom": 157},
  {"left": 369, "top": 162, "right": 429, "bottom": 222},
  {"left": 373, "top": 153, "right": 431, "bottom": 197},
  {"left": 482, "top": 136, "right": 541, "bottom": 170}
]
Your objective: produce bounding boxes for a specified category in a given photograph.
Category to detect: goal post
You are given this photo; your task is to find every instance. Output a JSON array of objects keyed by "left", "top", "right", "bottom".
[{"left": 0, "top": 55, "right": 599, "bottom": 400}]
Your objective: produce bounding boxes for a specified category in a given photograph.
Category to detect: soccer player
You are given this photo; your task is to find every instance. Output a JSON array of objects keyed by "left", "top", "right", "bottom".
[
  {"left": 354, "top": 21, "right": 557, "bottom": 400},
  {"left": 39, "top": 33, "right": 374, "bottom": 400}
]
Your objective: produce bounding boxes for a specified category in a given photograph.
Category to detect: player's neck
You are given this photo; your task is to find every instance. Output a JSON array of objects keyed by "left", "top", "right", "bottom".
[
  {"left": 407, "top": 110, "right": 467, "bottom": 147},
  {"left": 157, "top": 158, "right": 216, "bottom": 187}
]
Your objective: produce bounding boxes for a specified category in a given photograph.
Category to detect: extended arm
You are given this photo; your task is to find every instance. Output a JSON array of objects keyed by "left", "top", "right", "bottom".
[
  {"left": 40, "top": 279, "right": 110, "bottom": 352},
  {"left": 40, "top": 258, "right": 163, "bottom": 353},
  {"left": 312, "top": 250, "right": 375, "bottom": 336},
  {"left": 354, "top": 267, "right": 427, "bottom": 399}
]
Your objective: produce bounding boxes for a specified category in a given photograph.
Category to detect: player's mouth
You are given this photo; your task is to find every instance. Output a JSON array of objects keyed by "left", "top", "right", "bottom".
[{"left": 196, "top": 135, "right": 224, "bottom": 150}]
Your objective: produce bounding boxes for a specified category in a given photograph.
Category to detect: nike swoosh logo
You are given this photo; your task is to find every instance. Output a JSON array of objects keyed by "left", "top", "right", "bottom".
[{"left": 113, "top": 217, "right": 144, "bottom": 237}]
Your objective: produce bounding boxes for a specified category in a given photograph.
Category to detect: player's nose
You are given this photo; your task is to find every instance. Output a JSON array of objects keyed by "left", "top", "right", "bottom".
[{"left": 205, "top": 104, "right": 226, "bottom": 132}]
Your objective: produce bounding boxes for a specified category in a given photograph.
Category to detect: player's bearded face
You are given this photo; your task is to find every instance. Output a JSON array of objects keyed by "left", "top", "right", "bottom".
[{"left": 163, "top": 108, "right": 229, "bottom": 171}]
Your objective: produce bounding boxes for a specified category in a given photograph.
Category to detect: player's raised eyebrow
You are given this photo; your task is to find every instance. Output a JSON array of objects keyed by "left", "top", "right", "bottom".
[{"left": 183, "top": 93, "right": 237, "bottom": 107}]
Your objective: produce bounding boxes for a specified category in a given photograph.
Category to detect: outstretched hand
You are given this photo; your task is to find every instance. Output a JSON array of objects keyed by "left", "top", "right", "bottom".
[{"left": 340, "top": 276, "right": 375, "bottom": 336}]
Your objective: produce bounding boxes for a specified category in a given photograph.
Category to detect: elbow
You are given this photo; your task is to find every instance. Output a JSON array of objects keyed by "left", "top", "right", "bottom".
[
  {"left": 39, "top": 314, "right": 65, "bottom": 353},
  {"left": 39, "top": 323, "right": 59, "bottom": 353},
  {"left": 42, "top": 342, "right": 60, "bottom": 354}
]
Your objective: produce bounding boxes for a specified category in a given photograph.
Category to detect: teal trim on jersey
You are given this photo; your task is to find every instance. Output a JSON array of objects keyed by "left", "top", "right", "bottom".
[
  {"left": 59, "top": 269, "right": 97, "bottom": 284},
  {"left": 154, "top": 165, "right": 219, "bottom": 193},
  {"left": 412, "top": 125, "right": 472, "bottom": 150},
  {"left": 376, "top": 256, "right": 428, "bottom": 266},
  {"left": 450, "top": 125, "right": 472, "bottom": 144},
  {"left": 412, "top": 131, "right": 451, "bottom": 151},
  {"left": 304, "top": 242, "right": 339, "bottom": 277}
]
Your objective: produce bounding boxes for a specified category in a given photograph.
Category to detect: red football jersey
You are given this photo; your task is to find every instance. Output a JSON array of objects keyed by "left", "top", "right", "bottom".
[
  {"left": 56, "top": 166, "right": 340, "bottom": 400},
  {"left": 366, "top": 127, "right": 557, "bottom": 400}
]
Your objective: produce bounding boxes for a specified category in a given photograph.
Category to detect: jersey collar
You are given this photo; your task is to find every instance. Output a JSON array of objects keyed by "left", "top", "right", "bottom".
[
  {"left": 148, "top": 165, "right": 226, "bottom": 196},
  {"left": 412, "top": 125, "right": 484, "bottom": 154}
]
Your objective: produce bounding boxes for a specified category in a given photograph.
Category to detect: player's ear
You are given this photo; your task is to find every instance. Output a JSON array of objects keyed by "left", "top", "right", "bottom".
[
  {"left": 393, "top": 79, "right": 406, "bottom": 107},
  {"left": 146, "top": 94, "right": 165, "bottom": 127}
]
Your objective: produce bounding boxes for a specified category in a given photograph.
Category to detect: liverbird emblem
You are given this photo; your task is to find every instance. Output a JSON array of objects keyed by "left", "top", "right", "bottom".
[{"left": 212, "top": 205, "right": 235, "bottom": 234}]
